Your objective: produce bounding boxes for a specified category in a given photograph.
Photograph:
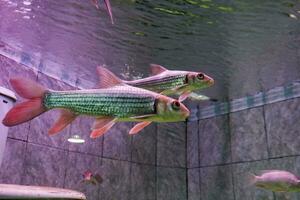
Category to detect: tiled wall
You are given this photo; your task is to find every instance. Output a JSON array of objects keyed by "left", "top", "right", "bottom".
[
  {"left": 187, "top": 97, "right": 300, "bottom": 200},
  {"left": 0, "top": 55, "right": 187, "bottom": 200},
  {"left": 6, "top": 52, "right": 300, "bottom": 200}
]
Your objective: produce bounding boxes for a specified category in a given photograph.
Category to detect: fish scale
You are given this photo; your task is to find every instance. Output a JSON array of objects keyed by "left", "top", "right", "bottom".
[{"left": 43, "top": 87, "right": 156, "bottom": 117}]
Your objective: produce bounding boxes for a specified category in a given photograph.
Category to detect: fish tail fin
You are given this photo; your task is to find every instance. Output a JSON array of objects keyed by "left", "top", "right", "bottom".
[
  {"left": 246, "top": 172, "right": 257, "bottom": 187},
  {"left": 2, "top": 78, "right": 47, "bottom": 126}
]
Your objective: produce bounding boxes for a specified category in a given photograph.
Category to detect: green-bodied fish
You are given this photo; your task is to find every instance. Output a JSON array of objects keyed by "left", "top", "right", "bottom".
[
  {"left": 109, "top": 64, "right": 214, "bottom": 102},
  {"left": 2, "top": 67, "right": 189, "bottom": 138}
]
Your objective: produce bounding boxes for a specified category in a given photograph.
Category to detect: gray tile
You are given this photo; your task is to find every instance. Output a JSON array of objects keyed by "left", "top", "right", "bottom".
[
  {"left": 0, "top": 55, "right": 38, "bottom": 140},
  {"left": 130, "top": 163, "right": 156, "bottom": 200},
  {"left": 22, "top": 143, "right": 68, "bottom": 187},
  {"left": 230, "top": 107, "right": 268, "bottom": 162},
  {"left": 265, "top": 98, "right": 300, "bottom": 157},
  {"left": 68, "top": 117, "right": 103, "bottom": 156},
  {"left": 0, "top": 138, "right": 26, "bottom": 184},
  {"left": 131, "top": 123, "right": 156, "bottom": 165},
  {"left": 232, "top": 160, "right": 274, "bottom": 200},
  {"left": 200, "top": 165, "right": 234, "bottom": 200},
  {"left": 64, "top": 152, "right": 101, "bottom": 200},
  {"left": 103, "top": 122, "right": 132, "bottom": 161},
  {"left": 188, "top": 168, "right": 200, "bottom": 200},
  {"left": 185, "top": 99, "right": 198, "bottom": 122},
  {"left": 199, "top": 115, "right": 231, "bottom": 166},
  {"left": 99, "top": 158, "right": 131, "bottom": 200},
  {"left": 157, "top": 167, "right": 187, "bottom": 200},
  {"left": 157, "top": 122, "right": 186, "bottom": 168},
  {"left": 28, "top": 73, "right": 75, "bottom": 150},
  {"left": 187, "top": 121, "right": 199, "bottom": 168}
]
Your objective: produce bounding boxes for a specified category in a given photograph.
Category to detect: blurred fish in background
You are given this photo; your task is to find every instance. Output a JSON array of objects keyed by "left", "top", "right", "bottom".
[
  {"left": 91, "top": 0, "right": 114, "bottom": 24},
  {"left": 248, "top": 170, "right": 300, "bottom": 192},
  {"left": 80, "top": 170, "right": 103, "bottom": 186}
]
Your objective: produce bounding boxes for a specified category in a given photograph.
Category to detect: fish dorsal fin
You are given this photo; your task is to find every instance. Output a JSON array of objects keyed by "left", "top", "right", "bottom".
[
  {"left": 96, "top": 66, "right": 123, "bottom": 88},
  {"left": 150, "top": 64, "right": 168, "bottom": 75}
]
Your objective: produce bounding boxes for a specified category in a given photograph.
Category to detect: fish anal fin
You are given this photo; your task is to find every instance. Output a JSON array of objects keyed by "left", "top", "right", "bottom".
[
  {"left": 92, "top": 116, "right": 115, "bottom": 129},
  {"left": 90, "top": 118, "right": 117, "bottom": 138},
  {"left": 179, "top": 91, "right": 191, "bottom": 102},
  {"left": 48, "top": 110, "right": 77, "bottom": 135},
  {"left": 150, "top": 64, "right": 168, "bottom": 75},
  {"left": 129, "top": 121, "right": 151, "bottom": 135},
  {"left": 246, "top": 172, "right": 258, "bottom": 187},
  {"left": 96, "top": 66, "right": 123, "bottom": 88}
]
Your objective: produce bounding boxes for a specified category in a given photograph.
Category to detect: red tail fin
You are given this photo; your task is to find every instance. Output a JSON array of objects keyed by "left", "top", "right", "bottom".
[
  {"left": 2, "top": 78, "right": 47, "bottom": 126},
  {"left": 10, "top": 78, "right": 45, "bottom": 99}
]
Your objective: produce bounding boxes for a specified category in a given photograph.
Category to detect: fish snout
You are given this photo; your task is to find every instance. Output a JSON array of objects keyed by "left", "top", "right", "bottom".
[
  {"left": 205, "top": 75, "right": 214, "bottom": 86},
  {"left": 181, "top": 104, "right": 190, "bottom": 119}
]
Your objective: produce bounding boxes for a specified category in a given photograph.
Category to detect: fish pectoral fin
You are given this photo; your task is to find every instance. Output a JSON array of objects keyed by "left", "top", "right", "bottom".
[
  {"left": 149, "top": 64, "right": 168, "bottom": 75},
  {"left": 129, "top": 121, "right": 152, "bottom": 135},
  {"left": 179, "top": 91, "right": 191, "bottom": 102},
  {"left": 188, "top": 92, "right": 209, "bottom": 101},
  {"left": 130, "top": 114, "right": 156, "bottom": 120},
  {"left": 48, "top": 110, "right": 77, "bottom": 135},
  {"left": 96, "top": 66, "right": 124, "bottom": 88},
  {"left": 90, "top": 117, "right": 117, "bottom": 138},
  {"left": 188, "top": 92, "right": 218, "bottom": 102}
]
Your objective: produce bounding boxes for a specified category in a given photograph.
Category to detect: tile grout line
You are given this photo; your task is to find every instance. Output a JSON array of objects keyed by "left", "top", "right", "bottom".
[
  {"left": 227, "top": 113, "right": 236, "bottom": 200},
  {"left": 187, "top": 153, "right": 300, "bottom": 169},
  {"left": 185, "top": 120, "right": 188, "bottom": 200},
  {"left": 155, "top": 124, "right": 158, "bottom": 200},
  {"left": 262, "top": 104, "right": 271, "bottom": 159}
]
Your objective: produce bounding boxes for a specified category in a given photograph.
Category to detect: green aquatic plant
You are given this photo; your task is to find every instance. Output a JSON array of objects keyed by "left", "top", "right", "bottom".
[{"left": 217, "top": 6, "right": 234, "bottom": 12}]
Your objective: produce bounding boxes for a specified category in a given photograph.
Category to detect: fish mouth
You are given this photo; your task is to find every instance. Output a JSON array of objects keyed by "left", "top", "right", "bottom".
[
  {"left": 182, "top": 106, "right": 190, "bottom": 119},
  {"left": 207, "top": 78, "right": 214, "bottom": 86}
]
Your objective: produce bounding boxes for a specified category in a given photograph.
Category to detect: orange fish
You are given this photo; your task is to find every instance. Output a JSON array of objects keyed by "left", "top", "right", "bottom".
[{"left": 81, "top": 170, "right": 103, "bottom": 185}]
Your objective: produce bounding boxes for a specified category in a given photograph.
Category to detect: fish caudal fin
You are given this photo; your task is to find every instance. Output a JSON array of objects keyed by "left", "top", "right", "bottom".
[
  {"left": 3, "top": 99, "right": 45, "bottom": 126},
  {"left": 48, "top": 110, "right": 77, "bottom": 135},
  {"left": 10, "top": 78, "right": 46, "bottom": 99},
  {"left": 2, "top": 78, "right": 47, "bottom": 126},
  {"left": 129, "top": 121, "right": 151, "bottom": 135},
  {"left": 246, "top": 173, "right": 257, "bottom": 187}
]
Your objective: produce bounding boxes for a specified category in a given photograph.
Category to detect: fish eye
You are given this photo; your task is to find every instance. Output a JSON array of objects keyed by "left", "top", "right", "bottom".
[
  {"left": 171, "top": 100, "right": 181, "bottom": 110},
  {"left": 197, "top": 73, "right": 205, "bottom": 80}
]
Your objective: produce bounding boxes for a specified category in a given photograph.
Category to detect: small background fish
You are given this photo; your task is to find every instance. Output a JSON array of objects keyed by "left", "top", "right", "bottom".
[
  {"left": 248, "top": 170, "right": 300, "bottom": 192},
  {"left": 80, "top": 170, "right": 103, "bottom": 186}
]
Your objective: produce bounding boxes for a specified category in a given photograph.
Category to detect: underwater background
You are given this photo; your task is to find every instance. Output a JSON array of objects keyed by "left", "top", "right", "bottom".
[{"left": 0, "top": 0, "right": 300, "bottom": 199}]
